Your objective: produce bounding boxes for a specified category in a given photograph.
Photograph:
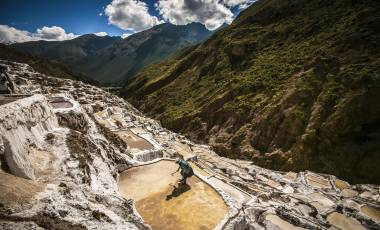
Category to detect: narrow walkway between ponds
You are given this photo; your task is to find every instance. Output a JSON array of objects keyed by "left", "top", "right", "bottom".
[
  {"left": 118, "top": 160, "right": 228, "bottom": 230},
  {"left": 190, "top": 162, "right": 252, "bottom": 204}
]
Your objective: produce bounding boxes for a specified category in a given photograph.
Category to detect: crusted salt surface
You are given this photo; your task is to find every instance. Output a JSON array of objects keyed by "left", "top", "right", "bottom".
[{"left": 0, "top": 94, "right": 59, "bottom": 179}]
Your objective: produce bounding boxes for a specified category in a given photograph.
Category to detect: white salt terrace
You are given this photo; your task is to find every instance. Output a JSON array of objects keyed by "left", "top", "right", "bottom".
[
  {"left": 3, "top": 94, "right": 380, "bottom": 230},
  {"left": 94, "top": 106, "right": 254, "bottom": 228},
  {"left": 93, "top": 108, "right": 163, "bottom": 161}
]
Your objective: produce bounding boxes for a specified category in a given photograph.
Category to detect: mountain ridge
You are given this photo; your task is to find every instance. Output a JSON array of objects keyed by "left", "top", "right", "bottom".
[
  {"left": 11, "top": 22, "right": 214, "bottom": 85},
  {"left": 11, "top": 34, "right": 122, "bottom": 64},
  {"left": 0, "top": 43, "right": 92, "bottom": 82}
]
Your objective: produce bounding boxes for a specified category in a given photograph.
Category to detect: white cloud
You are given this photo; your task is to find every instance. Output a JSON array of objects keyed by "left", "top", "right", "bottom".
[
  {"left": 0, "top": 25, "right": 35, "bottom": 44},
  {"left": 99, "top": 12, "right": 103, "bottom": 16},
  {"left": 223, "top": 0, "right": 251, "bottom": 7},
  {"left": 121, "top": 32, "right": 132, "bottom": 39},
  {"left": 0, "top": 25, "right": 78, "bottom": 44},
  {"left": 94, "top": 32, "right": 108, "bottom": 36},
  {"left": 233, "top": 0, "right": 257, "bottom": 10},
  {"left": 105, "top": 0, "right": 162, "bottom": 32},
  {"left": 36, "top": 26, "right": 76, "bottom": 41},
  {"left": 156, "top": 0, "right": 234, "bottom": 30}
]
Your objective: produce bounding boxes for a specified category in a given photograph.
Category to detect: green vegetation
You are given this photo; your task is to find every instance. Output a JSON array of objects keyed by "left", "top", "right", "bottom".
[{"left": 122, "top": 0, "right": 380, "bottom": 184}]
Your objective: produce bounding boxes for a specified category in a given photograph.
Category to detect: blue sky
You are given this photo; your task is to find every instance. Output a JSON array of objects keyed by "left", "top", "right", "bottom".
[
  {"left": 0, "top": 0, "right": 255, "bottom": 43},
  {"left": 0, "top": 0, "right": 125, "bottom": 36}
]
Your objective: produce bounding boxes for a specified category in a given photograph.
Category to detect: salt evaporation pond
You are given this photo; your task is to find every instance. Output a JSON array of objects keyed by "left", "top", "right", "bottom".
[
  {"left": 48, "top": 96, "right": 73, "bottom": 108},
  {"left": 115, "top": 130, "right": 153, "bottom": 151},
  {"left": 118, "top": 160, "right": 228, "bottom": 230}
]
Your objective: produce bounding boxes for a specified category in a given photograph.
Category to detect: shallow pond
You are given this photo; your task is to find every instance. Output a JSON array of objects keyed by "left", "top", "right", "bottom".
[
  {"left": 118, "top": 160, "right": 228, "bottom": 230},
  {"left": 115, "top": 130, "right": 153, "bottom": 151}
]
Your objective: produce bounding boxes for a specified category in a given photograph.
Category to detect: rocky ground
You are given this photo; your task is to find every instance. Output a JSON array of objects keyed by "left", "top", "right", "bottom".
[{"left": 0, "top": 59, "right": 379, "bottom": 230}]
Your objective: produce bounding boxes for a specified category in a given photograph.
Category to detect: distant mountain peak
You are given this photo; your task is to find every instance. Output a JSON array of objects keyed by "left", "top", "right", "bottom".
[{"left": 11, "top": 22, "right": 215, "bottom": 85}]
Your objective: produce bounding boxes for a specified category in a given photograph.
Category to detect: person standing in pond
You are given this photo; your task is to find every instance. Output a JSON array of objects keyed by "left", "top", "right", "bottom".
[{"left": 172, "top": 157, "right": 194, "bottom": 185}]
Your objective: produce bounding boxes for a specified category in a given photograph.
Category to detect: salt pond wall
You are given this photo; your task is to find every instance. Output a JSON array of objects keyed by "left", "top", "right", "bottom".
[{"left": 0, "top": 94, "right": 58, "bottom": 179}]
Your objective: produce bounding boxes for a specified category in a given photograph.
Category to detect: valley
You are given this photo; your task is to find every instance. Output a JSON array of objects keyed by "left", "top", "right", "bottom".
[
  {"left": 0, "top": 0, "right": 379, "bottom": 229},
  {"left": 0, "top": 59, "right": 379, "bottom": 229}
]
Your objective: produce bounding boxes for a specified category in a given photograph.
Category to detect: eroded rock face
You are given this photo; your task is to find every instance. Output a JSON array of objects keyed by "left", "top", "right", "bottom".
[
  {"left": 56, "top": 111, "right": 89, "bottom": 133},
  {"left": 0, "top": 65, "right": 14, "bottom": 94},
  {"left": 0, "top": 94, "right": 58, "bottom": 179},
  {"left": 0, "top": 59, "right": 379, "bottom": 230}
]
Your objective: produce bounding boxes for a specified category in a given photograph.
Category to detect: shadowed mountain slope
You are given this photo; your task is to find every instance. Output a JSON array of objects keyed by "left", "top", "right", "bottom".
[
  {"left": 11, "top": 34, "right": 121, "bottom": 65},
  {"left": 121, "top": 0, "right": 380, "bottom": 184},
  {"left": 0, "top": 44, "right": 91, "bottom": 82}
]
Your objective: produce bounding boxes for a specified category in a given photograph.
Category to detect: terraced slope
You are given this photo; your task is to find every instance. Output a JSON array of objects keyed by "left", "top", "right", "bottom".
[{"left": 122, "top": 0, "right": 380, "bottom": 184}]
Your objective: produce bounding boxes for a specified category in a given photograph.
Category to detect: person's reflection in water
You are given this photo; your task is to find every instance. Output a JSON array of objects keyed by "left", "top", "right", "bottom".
[{"left": 166, "top": 183, "right": 191, "bottom": 201}]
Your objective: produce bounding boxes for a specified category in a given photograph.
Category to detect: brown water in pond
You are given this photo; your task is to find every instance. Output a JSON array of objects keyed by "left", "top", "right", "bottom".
[
  {"left": 50, "top": 101, "right": 73, "bottom": 108},
  {"left": 49, "top": 97, "right": 73, "bottom": 108},
  {"left": 118, "top": 161, "right": 228, "bottom": 230},
  {"left": 115, "top": 130, "right": 153, "bottom": 151},
  {"left": 361, "top": 205, "right": 380, "bottom": 222}
]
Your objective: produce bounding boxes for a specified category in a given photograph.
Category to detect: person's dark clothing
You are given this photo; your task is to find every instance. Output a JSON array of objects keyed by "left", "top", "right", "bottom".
[{"left": 178, "top": 159, "right": 193, "bottom": 184}]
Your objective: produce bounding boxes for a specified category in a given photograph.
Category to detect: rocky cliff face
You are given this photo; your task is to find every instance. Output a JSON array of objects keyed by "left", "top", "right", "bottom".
[
  {"left": 0, "top": 59, "right": 379, "bottom": 230},
  {"left": 121, "top": 0, "right": 380, "bottom": 184}
]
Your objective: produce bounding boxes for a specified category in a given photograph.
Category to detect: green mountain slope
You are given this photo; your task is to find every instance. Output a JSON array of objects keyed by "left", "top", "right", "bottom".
[{"left": 121, "top": 0, "right": 380, "bottom": 184}]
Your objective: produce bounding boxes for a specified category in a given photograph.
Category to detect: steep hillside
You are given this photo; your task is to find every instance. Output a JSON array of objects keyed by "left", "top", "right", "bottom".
[
  {"left": 122, "top": 0, "right": 380, "bottom": 184},
  {"left": 12, "top": 23, "right": 213, "bottom": 85},
  {"left": 0, "top": 44, "right": 91, "bottom": 82}
]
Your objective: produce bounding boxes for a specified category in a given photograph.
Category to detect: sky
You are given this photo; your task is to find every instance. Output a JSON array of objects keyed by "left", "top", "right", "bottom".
[{"left": 0, "top": 0, "right": 256, "bottom": 43}]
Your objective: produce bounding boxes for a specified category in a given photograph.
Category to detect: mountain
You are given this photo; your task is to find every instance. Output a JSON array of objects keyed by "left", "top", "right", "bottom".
[
  {"left": 11, "top": 34, "right": 122, "bottom": 67},
  {"left": 121, "top": 0, "right": 380, "bottom": 184},
  {"left": 11, "top": 23, "right": 213, "bottom": 85},
  {"left": 73, "top": 22, "right": 213, "bottom": 85},
  {"left": 0, "top": 44, "right": 91, "bottom": 82}
]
